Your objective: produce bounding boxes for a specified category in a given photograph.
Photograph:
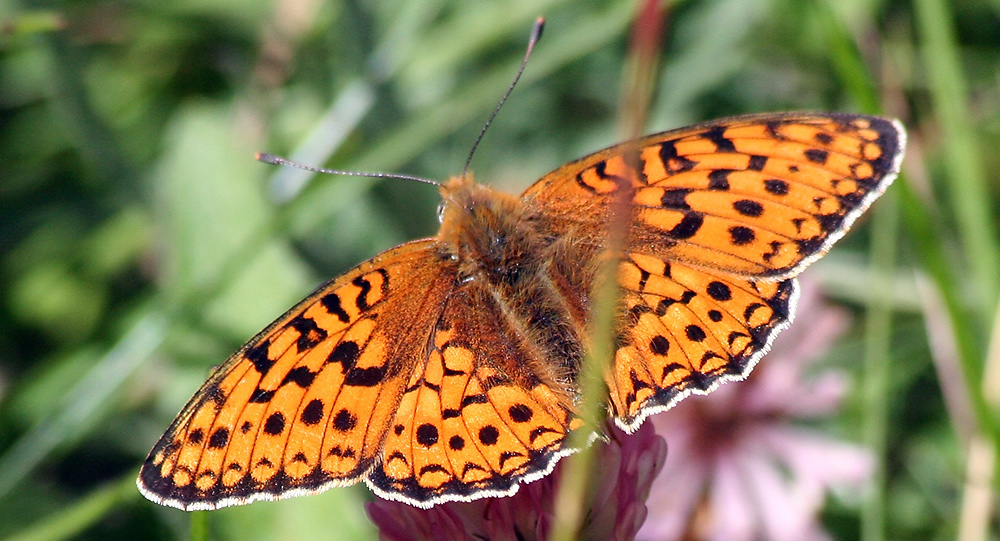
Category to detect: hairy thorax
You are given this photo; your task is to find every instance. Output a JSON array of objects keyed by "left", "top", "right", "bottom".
[{"left": 435, "top": 175, "right": 596, "bottom": 401}]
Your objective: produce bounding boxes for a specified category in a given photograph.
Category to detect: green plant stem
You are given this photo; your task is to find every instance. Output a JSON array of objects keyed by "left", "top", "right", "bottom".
[
  {"left": 550, "top": 4, "right": 663, "bottom": 537},
  {"left": 190, "top": 511, "right": 209, "bottom": 541},
  {"left": 957, "top": 302, "right": 1000, "bottom": 541},
  {"left": 549, "top": 258, "right": 618, "bottom": 541},
  {"left": 861, "top": 189, "right": 899, "bottom": 541}
]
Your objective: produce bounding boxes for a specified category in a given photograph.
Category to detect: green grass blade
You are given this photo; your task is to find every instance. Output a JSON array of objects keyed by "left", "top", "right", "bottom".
[
  {"left": 914, "top": 0, "right": 1000, "bottom": 324},
  {"left": 2, "top": 475, "right": 138, "bottom": 541}
]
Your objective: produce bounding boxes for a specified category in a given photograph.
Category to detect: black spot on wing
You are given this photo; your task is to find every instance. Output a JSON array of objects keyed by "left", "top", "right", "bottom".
[
  {"left": 733, "top": 199, "right": 764, "bottom": 217},
  {"left": 301, "top": 399, "right": 324, "bottom": 425},
  {"left": 247, "top": 340, "right": 274, "bottom": 376},
  {"left": 320, "top": 293, "right": 350, "bottom": 323},
  {"left": 326, "top": 341, "right": 360, "bottom": 370},
  {"left": 804, "top": 148, "right": 829, "bottom": 164},
  {"left": 649, "top": 335, "right": 670, "bottom": 355},
  {"left": 249, "top": 389, "right": 275, "bottom": 403},
  {"left": 748, "top": 155, "right": 768, "bottom": 171},
  {"left": 661, "top": 188, "right": 692, "bottom": 210},
  {"left": 659, "top": 140, "right": 697, "bottom": 173},
  {"left": 708, "top": 169, "right": 732, "bottom": 190},
  {"left": 416, "top": 424, "right": 439, "bottom": 447},
  {"left": 344, "top": 364, "right": 387, "bottom": 387},
  {"left": 263, "top": 412, "right": 286, "bottom": 435},
  {"left": 333, "top": 409, "right": 358, "bottom": 432},
  {"left": 461, "top": 394, "right": 489, "bottom": 408},
  {"left": 282, "top": 366, "right": 317, "bottom": 388},
  {"left": 685, "top": 325, "right": 707, "bottom": 342},
  {"left": 508, "top": 404, "right": 533, "bottom": 423},
  {"left": 352, "top": 275, "right": 373, "bottom": 310},
  {"left": 668, "top": 212, "right": 704, "bottom": 239},
  {"left": 703, "top": 126, "right": 736, "bottom": 152},
  {"left": 208, "top": 428, "right": 229, "bottom": 449},
  {"left": 289, "top": 315, "right": 327, "bottom": 351},
  {"left": 729, "top": 226, "right": 755, "bottom": 246},
  {"left": 478, "top": 426, "right": 500, "bottom": 446},
  {"left": 764, "top": 178, "right": 789, "bottom": 196},
  {"left": 706, "top": 281, "right": 732, "bottom": 301}
]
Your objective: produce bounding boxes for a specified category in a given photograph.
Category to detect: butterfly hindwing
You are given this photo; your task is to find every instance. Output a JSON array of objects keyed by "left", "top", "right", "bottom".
[
  {"left": 610, "top": 255, "right": 796, "bottom": 431},
  {"left": 368, "top": 280, "right": 580, "bottom": 506}
]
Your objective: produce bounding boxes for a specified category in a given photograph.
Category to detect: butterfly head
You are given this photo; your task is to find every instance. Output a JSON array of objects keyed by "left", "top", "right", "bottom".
[{"left": 436, "top": 175, "right": 548, "bottom": 283}]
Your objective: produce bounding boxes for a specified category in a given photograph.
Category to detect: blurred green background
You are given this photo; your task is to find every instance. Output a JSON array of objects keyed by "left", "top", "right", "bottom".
[{"left": 1, "top": 0, "right": 999, "bottom": 539}]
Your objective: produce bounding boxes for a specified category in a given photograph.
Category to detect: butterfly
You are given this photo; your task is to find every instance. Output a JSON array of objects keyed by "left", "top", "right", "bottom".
[{"left": 138, "top": 112, "right": 905, "bottom": 510}]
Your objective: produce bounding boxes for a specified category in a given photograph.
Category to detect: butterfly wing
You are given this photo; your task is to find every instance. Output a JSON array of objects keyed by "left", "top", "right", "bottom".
[
  {"left": 611, "top": 256, "right": 797, "bottom": 430},
  {"left": 523, "top": 113, "right": 905, "bottom": 279},
  {"left": 521, "top": 113, "right": 904, "bottom": 430},
  {"left": 138, "top": 240, "right": 458, "bottom": 510},
  {"left": 367, "top": 278, "right": 581, "bottom": 507}
]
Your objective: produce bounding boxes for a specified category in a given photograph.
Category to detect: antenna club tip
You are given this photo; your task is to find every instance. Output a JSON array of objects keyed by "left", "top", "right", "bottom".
[
  {"left": 256, "top": 152, "right": 280, "bottom": 164},
  {"left": 532, "top": 17, "right": 545, "bottom": 39}
]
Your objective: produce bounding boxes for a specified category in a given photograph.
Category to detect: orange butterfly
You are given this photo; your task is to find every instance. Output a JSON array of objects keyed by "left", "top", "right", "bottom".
[{"left": 138, "top": 112, "right": 905, "bottom": 510}]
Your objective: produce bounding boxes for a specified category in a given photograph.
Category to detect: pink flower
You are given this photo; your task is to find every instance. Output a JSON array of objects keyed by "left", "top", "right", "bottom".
[
  {"left": 638, "top": 281, "right": 873, "bottom": 541},
  {"left": 367, "top": 421, "right": 667, "bottom": 541}
]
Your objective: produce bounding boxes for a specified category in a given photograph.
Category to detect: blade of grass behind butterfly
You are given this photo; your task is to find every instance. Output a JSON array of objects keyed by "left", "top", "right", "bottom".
[
  {"left": 2, "top": 475, "right": 139, "bottom": 541},
  {"left": 649, "top": 0, "right": 766, "bottom": 127},
  {"left": 390, "top": 0, "right": 570, "bottom": 92},
  {"left": 862, "top": 191, "right": 899, "bottom": 541},
  {"left": 0, "top": 9, "right": 163, "bottom": 505},
  {"left": 550, "top": 2, "right": 665, "bottom": 539},
  {"left": 812, "top": 4, "right": 900, "bottom": 539},
  {"left": 912, "top": 3, "right": 1000, "bottom": 496},
  {"left": 959, "top": 305, "right": 1000, "bottom": 541},
  {"left": 913, "top": 0, "right": 1000, "bottom": 492},
  {"left": 914, "top": 0, "right": 1000, "bottom": 325},
  {"left": 821, "top": 1, "right": 999, "bottom": 537},
  {"left": 0, "top": 312, "right": 165, "bottom": 506}
]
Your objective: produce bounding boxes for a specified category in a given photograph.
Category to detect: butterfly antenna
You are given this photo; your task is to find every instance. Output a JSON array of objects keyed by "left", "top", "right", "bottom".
[
  {"left": 461, "top": 17, "right": 545, "bottom": 179},
  {"left": 256, "top": 152, "right": 441, "bottom": 187}
]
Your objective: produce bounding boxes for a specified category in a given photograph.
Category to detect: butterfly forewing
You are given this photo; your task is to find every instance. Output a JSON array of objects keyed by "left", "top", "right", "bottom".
[
  {"left": 523, "top": 113, "right": 904, "bottom": 279},
  {"left": 139, "top": 240, "right": 454, "bottom": 510}
]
